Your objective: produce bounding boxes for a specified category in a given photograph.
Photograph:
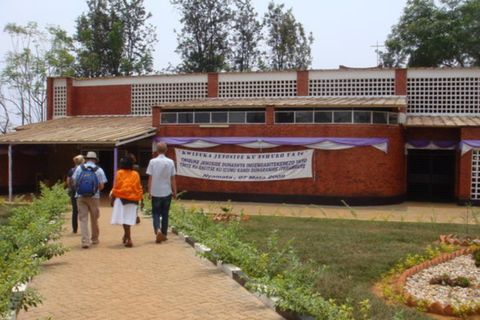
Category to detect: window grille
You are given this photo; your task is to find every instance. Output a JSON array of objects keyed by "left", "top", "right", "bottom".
[
  {"left": 53, "top": 86, "right": 67, "bottom": 118},
  {"left": 309, "top": 78, "right": 395, "bottom": 96},
  {"left": 219, "top": 80, "right": 297, "bottom": 98},
  {"left": 131, "top": 82, "right": 208, "bottom": 115},
  {"left": 407, "top": 77, "right": 480, "bottom": 115},
  {"left": 472, "top": 150, "right": 480, "bottom": 200}
]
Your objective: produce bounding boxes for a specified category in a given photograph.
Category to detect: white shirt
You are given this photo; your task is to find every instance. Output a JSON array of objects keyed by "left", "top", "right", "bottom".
[{"left": 146, "top": 155, "right": 176, "bottom": 197}]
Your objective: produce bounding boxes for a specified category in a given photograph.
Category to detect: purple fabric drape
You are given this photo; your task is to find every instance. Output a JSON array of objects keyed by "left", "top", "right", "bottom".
[
  {"left": 153, "top": 137, "right": 388, "bottom": 147},
  {"left": 461, "top": 140, "right": 480, "bottom": 148},
  {"left": 406, "top": 140, "right": 459, "bottom": 149}
]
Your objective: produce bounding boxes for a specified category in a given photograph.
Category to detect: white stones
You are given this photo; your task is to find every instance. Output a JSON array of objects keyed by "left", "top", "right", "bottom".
[{"left": 405, "top": 255, "right": 480, "bottom": 306}]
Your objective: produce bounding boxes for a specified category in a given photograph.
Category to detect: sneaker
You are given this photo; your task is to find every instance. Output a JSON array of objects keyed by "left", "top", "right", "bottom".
[
  {"left": 82, "top": 244, "right": 89, "bottom": 249},
  {"left": 92, "top": 240, "right": 99, "bottom": 245}
]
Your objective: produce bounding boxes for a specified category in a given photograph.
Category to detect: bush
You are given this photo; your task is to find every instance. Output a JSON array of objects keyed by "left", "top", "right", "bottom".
[
  {"left": 169, "top": 203, "right": 354, "bottom": 319},
  {"left": 0, "top": 182, "right": 70, "bottom": 317}
]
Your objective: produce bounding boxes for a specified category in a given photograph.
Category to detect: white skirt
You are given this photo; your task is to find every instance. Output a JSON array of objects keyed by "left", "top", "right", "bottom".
[{"left": 111, "top": 198, "right": 138, "bottom": 226}]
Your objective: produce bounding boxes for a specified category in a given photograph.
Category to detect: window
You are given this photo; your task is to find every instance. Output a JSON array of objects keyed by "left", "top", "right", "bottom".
[
  {"left": 161, "top": 110, "right": 265, "bottom": 124},
  {"left": 354, "top": 111, "right": 371, "bottom": 124},
  {"left": 315, "top": 111, "right": 333, "bottom": 123},
  {"left": 275, "top": 109, "right": 398, "bottom": 125},
  {"left": 212, "top": 112, "right": 228, "bottom": 123},
  {"left": 334, "top": 111, "right": 352, "bottom": 123},
  {"left": 296, "top": 111, "right": 313, "bottom": 123},
  {"left": 275, "top": 112, "right": 295, "bottom": 123}
]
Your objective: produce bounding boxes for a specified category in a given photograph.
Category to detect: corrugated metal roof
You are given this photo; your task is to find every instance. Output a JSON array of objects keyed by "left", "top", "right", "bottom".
[
  {"left": 0, "top": 116, "right": 156, "bottom": 145},
  {"left": 406, "top": 116, "right": 480, "bottom": 127},
  {"left": 154, "top": 96, "right": 407, "bottom": 109}
]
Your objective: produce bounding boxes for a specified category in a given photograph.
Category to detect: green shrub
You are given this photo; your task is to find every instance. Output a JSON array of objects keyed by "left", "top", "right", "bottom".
[
  {"left": 0, "top": 182, "right": 70, "bottom": 316},
  {"left": 169, "top": 203, "right": 354, "bottom": 319}
]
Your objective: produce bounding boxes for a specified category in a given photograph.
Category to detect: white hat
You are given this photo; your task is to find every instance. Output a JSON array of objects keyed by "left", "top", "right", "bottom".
[{"left": 85, "top": 151, "right": 98, "bottom": 160}]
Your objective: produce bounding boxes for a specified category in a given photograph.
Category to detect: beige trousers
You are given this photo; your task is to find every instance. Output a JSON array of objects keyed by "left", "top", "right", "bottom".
[{"left": 77, "top": 197, "right": 101, "bottom": 246}]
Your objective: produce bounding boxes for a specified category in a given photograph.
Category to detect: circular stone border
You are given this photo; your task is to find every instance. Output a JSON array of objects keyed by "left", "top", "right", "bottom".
[{"left": 396, "top": 248, "right": 477, "bottom": 316}]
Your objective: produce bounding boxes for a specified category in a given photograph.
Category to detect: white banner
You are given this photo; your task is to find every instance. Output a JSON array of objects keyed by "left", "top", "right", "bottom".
[{"left": 175, "top": 148, "right": 313, "bottom": 182}]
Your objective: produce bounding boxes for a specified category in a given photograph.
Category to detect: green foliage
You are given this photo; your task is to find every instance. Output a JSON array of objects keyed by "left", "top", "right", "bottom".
[
  {"left": 382, "top": 0, "right": 480, "bottom": 67},
  {"left": 171, "top": 0, "right": 313, "bottom": 73},
  {"left": 2, "top": 22, "right": 75, "bottom": 126},
  {"left": 429, "top": 274, "right": 471, "bottom": 288},
  {"left": 169, "top": 203, "right": 355, "bottom": 319},
  {"left": 171, "top": 0, "right": 232, "bottom": 73},
  {"left": 472, "top": 248, "right": 480, "bottom": 267},
  {"left": 75, "top": 0, "right": 157, "bottom": 77},
  {"left": 263, "top": 1, "right": 314, "bottom": 71},
  {"left": 0, "top": 182, "right": 70, "bottom": 316},
  {"left": 229, "top": 0, "right": 263, "bottom": 72}
]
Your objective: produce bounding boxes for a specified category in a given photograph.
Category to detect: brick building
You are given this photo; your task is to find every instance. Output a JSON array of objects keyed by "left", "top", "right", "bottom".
[{"left": 1, "top": 67, "right": 479, "bottom": 205}]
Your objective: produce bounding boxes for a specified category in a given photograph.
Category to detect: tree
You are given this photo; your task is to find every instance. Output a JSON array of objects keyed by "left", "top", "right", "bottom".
[
  {"left": 75, "top": 0, "right": 156, "bottom": 77},
  {"left": 229, "top": 0, "right": 263, "bottom": 72},
  {"left": 381, "top": 0, "right": 480, "bottom": 67},
  {"left": 171, "top": 0, "right": 233, "bottom": 73},
  {"left": 0, "top": 85, "right": 12, "bottom": 134},
  {"left": 2, "top": 22, "right": 75, "bottom": 126},
  {"left": 263, "top": 2, "right": 314, "bottom": 71}
]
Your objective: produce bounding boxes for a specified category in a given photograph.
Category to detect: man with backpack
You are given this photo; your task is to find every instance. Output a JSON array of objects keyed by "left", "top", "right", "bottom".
[{"left": 72, "top": 151, "right": 107, "bottom": 249}]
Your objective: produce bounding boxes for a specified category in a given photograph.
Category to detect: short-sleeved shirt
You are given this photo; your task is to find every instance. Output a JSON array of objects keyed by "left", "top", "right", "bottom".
[
  {"left": 146, "top": 155, "right": 176, "bottom": 197},
  {"left": 72, "top": 161, "right": 107, "bottom": 198}
]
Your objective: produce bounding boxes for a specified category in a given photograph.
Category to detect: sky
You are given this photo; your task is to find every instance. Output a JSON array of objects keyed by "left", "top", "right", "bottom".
[{"left": 0, "top": 0, "right": 409, "bottom": 71}]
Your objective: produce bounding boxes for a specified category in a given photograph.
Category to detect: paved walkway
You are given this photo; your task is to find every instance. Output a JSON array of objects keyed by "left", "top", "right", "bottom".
[
  {"left": 18, "top": 198, "right": 284, "bottom": 320},
  {"left": 17, "top": 199, "right": 469, "bottom": 320}
]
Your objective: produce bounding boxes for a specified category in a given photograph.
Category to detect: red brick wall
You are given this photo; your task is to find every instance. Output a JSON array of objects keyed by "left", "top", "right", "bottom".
[
  {"left": 458, "top": 128, "right": 480, "bottom": 201},
  {"left": 158, "top": 124, "right": 405, "bottom": 199},
  {"left": 71, "top": 85, "right": 131, "bottom": 116}
]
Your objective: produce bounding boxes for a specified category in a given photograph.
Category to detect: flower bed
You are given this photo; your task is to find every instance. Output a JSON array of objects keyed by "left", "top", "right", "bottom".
[{"left": 396, "top": 248, "right": 478, "bottom": 316}]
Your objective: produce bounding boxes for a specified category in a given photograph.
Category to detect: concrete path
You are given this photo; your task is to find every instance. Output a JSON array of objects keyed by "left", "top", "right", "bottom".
[{"left": 18, "top": 199, "right": 284, "bottom": 320}]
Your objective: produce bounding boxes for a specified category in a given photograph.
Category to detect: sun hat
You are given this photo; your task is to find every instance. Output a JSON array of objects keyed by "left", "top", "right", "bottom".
[{"left": 85, "top": 151, "right": 99, "bottom": 160}]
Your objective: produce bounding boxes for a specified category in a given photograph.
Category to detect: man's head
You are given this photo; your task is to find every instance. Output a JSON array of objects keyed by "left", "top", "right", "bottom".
[
  {"left": 85, "top": 151, "right": 99, "bottom": 162},
  {"left": 156, "top": 142, "right": 168, "bottom": 154}
]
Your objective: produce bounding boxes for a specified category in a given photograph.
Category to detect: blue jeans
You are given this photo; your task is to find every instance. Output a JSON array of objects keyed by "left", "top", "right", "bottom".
[{"left": 152, "top": 194, "right": 172, "bottom": 236}]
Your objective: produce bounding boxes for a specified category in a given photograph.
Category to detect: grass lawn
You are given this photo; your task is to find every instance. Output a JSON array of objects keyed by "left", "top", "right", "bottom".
[{"left": 240, "top": 216, "right": 480, "bottom": 320}]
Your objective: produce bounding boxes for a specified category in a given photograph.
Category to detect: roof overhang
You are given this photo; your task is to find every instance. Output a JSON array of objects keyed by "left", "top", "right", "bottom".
[
  {"left": 154, "top": 96, "right": 407, "bottom": 110},
  {"left": 405, "top": 116, "right": 480, "bottom": 127},
  {"left": 0, "top": 116, "right": 157, "bottom": 146}
]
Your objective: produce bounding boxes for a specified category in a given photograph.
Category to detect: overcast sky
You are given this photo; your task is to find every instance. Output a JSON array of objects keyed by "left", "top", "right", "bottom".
[{"left": 0, "top": 0, "right": 408, "bottom": 71}]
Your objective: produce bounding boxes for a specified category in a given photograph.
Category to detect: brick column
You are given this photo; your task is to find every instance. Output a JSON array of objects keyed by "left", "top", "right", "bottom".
[
  {"left": 46, "top": 77, "right": 54, "bottom": 120},
  {"left": 266, "top": 105, "right": 275, "bottom": 125},
  {"left": 66, "top": 78, "right": 74, "bottom": 117},
  {"left": 152, "top": 108, "right": 161, "bottom": 128},
  {"left": 208, "top": 73, "right": 219, "bottom": 98},
  {"left": 297, "top": 71, "right": 309, "bottom": 96},
  {"left": 395, "top": 69, "right": 407, "bottom": 96}
]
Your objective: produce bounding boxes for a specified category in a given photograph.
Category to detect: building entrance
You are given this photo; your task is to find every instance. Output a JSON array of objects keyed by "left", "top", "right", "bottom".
[{"left": 407, "top": 149, "right": 456, "bottom": 202}]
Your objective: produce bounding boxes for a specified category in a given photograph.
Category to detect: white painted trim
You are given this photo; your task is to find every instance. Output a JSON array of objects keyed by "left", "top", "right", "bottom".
[
  {"left": 309, "top": 69, "right": 395, "bottom": 80},
  {"left": 53, "top": 78, "right": 67, "bottom": 86},
  {"left": 73, "top": 74, "right": 208, "bottom": 87},
  {"left": 219, "top": 72, "right": 297, "bottom": 82},
  {"left": 407, "top": 68, "right": 480, "bottom": 78}
]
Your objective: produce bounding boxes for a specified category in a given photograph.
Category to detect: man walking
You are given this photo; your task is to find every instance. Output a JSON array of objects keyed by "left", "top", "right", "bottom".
[
  {"left": 147, "top": 142, "right": 177, "bottom": 243},
  {"left": 73, "top": 151, "right": 107, "bottom": 249}
]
